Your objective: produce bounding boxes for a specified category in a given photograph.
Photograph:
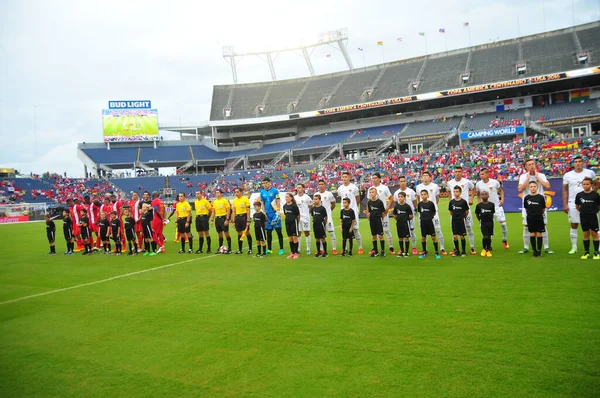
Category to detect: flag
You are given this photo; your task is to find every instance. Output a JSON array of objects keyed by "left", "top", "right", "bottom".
[
  {"left": 418, "top": 32, "right": 425, "bottom": 36},
  {"left": 439, "top": 28, "right": 445, "bottom": 33},
  {"left": 396, "top": 37, "right": 403, "bottom": 42},
  {"left": 377, "top": 41, "right": 383, "bottom": 45},
  {"left": 463, "top": 22, "right": 470, "bottom": 27},
  {"left": 357, "top": 47, "right": 364, "bottom": 51},
  {"left": 326, "top": 53, "right": 331, "bottom": 58}
]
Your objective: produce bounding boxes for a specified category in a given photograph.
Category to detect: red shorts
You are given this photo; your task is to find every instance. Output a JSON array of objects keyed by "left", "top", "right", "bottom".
[
  {"left": 89, "top": 223, "right": 98, "bottom": 234},
  {"left": 73, "top": 225, "right": 81, "bottom": 235},
  {"left": 152, "top": 221, "right": 164, "bottom": 234},
  {"left": 134, "top": 220, "right": 143, "bottom": 234}
]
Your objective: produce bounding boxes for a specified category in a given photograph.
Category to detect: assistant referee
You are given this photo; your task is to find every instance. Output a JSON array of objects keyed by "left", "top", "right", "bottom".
[
  {"left": 194, "top": 190, "right": 212, "bottom": 254},
  {"left": 168, "top": 192, "right": 193, "bottom": 254},
  {"left": 232, "top": 187, "right": 253, "bottom": 254}
]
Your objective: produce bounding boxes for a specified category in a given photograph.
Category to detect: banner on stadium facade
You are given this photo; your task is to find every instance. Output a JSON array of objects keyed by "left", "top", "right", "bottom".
[
  {"left": 499, "top": 178, "right": 562, "bottom": 213},
  {"left": 459, "top": 125, "right": 525, "bottom": 140},
  {"left": 495, "top": 96, "right": 532, "bottom": 111},
  {"left": 398, "top": 133, "right": 447, "bottom": 143},
  {"left": 0, "top": 216, "right": 30, "bottom": 223},
  {"left": 540, "top": 115, "right": 600, "bottom": 127},
  {"left": 108, "top": 100, "right": 152, "bottom": 109}
]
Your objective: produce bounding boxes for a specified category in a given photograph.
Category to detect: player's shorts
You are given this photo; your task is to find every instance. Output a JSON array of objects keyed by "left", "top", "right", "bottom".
[
  {"left": 451, "top": 218, "right": 467, "bottom": 236},
  {"left": 63, "top": 227, "right": 73, "bottom": 241},
  {"left": 80, "top": 226, "right": 90, "bottom": 239},
  {"left": 73, "top": 225, "right": 81, "bottom": 235},
  {"left": 382, "top": 215, "right": 391, "bottom": 232},
  {"left": 177, "top": 218, "right": 190, "bottom": 234},
  {"left": 369, "top": 217, "right": 383, "bottom": 236},
  {"left": 420, "top": 219, "right": 436, "bottom": 237},
  {"left": 396, "top": 220, "right": 411, "bottom": 238},
  {"left": 47, "top": 231, "right": 55, "bottom": 244},
  {"left": 342, "top": 226, "right": 355, "bottom": 240},
  {"left": 285, "top": 220, "right": 298, "bottom": 237},
  {"left": 480, "top": 220, "right": 494, "bottom": 237},
  {"left": 522, "top": 211, "right": 548, "bottom": 225},
  {"left": 88, "top": 223, "right": 98, "bottom": 234},
  {"left": 235, "top": 215, "right": 248, "bottom": 232},
  {"left": 568, "top": 205, "right": 581, "bottom": 224},
  {"left": 494, "top": 205, "right": 506, "bottom": 223},
  {"left": 526, "top": 216, "right": 546, "bottom": 233},
  {"left": 110, "top": 232, "right": 120, "bottom": 242},
  {"left": 215, "top": 216, "right": 229, "bottom": 233},
  {"left": 325, "top": 218, "right": 334, "bottom": 233},
  {"left": 100, "top": 231, "right": 109, "bottom": 241},
  {"left": 298, "top": 217, "right": 311, "bottom": 233},
  {"left": 254, "top": 226, "right": 267, "bottom": 241},
  {"left": 125, "top": 228, "right": 136, "bottom": 241},
  {"left": 313, "top": 222, "right": 326, "bottom": 239},
  {"left": 142, "top": 223, "right": 153, "bottom": 239},
  {"left": 580, "top": 214, "right": 599, "bottom": 232},
  {"left": 134, "top": 220, "right": 143, "bottom": 234},
  {"left": 195, "top": 215, "right": 209, "bottom": 232},
  {"left": 266, "top": 213, "right": 281, "bottom": 230}
]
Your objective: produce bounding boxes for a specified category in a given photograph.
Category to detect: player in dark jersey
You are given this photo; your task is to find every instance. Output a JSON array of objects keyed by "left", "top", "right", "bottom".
[
  {"left": 575, "top": 177, "right": 600, "bottom": 260},
  {"left": 123, "top": 208, "right": 138, "bottom": 256},
  {"left": 340, "top": 197, "right": 356, "bottom": 257},
  {"left": 110, "top": 211, "right": 122, "bottom": 255},
  {"left": 417, "top": 190, "right": 440, "bottom": 259},
  {"left": 98, "top": 211, "right": 111, "bottom": 254},
  {"left": 310, "top": 193, "right": 329, "bottom": 258},
  {"left": 252, "top": 202, "right": 267, "bottom": 257},
  {"left": 523, "top": 181, "right": 546, "bottom": 257},
  {"left": 45, "top": 214, "right": 56, "bottom": 255},
  {"left": 393, "top": 192, "right": 413, "bottom": 258},
  {"left": 283, "top": 193, "right": 300, "bottom": 258},
  {"left": 367, "top": 187, "right": 386, "bottom": 257},
  {"left": 448, "top": 186, "right": 469, "bottom": 257},
  {"left": 78, "top": 208, "right": 92, "bottom": 255},
  {"left": 475, "top": 190, "right": 496, "bottom": 257},
  {"left": 141, "top": 203, "right": 157, "bottom": 256},
  {"left": 62, "top": 210, "right": 74, "bottom": 254}
]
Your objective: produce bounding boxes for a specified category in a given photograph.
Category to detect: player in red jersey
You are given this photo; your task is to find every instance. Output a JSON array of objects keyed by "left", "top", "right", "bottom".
[
  {"left": 84, "top": 195, "right": 101, "bottom": 250},
  {"left": 129, "top": 192, "right": 143, "bottom": 252},
  {"left": 70, "top": 198, "right": 85, "bottom": 251},
  {"left": 101, "top": 197, "right": 113, "bottom": 221},
  {"left": 151, "top": 191, "right": 166, "bottom": 252}
]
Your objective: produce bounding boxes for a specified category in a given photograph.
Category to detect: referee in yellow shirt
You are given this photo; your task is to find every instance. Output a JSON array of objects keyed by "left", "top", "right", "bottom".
[
  {"left": 232, "top": 187, "right": 253, "bottom": 254},
  {"left": 168, "top": 192, "right": 193, "bottom": 254},
  {"left": 194, "top": 190, "right": 213, "bottom": 254},
  {"left": 211, "top": 189, "right": 232, "bottom": 254}
]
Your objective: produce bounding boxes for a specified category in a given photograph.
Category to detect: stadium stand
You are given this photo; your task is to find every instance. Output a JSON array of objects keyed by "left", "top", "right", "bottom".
[
  {"left": 82, "top": 147, "right": 138, "bottom": 165},
  {"left": 296, "top": 130, "right": 354, "bottom": 149},
  {"left": 371, "top": 61, "right": 423, "bottom": 100},
  {"left": 400, "top": 118, "right": 461, "bottom": 138},
  {"left": 139, "top": 146, "right": 192, "bottom": 163},
  {"left": 531, "top": 100, "right": 600, "bottom": 121},
  {"left": 191, "top": 145, "right": 232, "bottom": 161},
  {"left": 521, "top": 32, "right": 577, "bottom": 75},
  {"left": 210, "top": 87, "right": 232, "bottom": 120},
  {"left": 109, "top": 177, "right": 165, "bottom": 195},
  {"left": 418, "top": 53, "right": 469, "bottom": 92},
  {"left": 297, "top": 75, "right": 345, "bottom": 112},
  {"left": 230, "top": 85, "right": 269, "bottom": 119},
  {"left": 468, "top": 44, "right": 519, "bottom": 85},
  {"left": 250, "top": 140, "right": 298, "bottom": 156},
  {"left": 577, "top": 25, "right": 600, "bottom": 51},
  {"left": 264, "top": 80, "right": 307, "bottom": 116},
  {"left": 346, "top": 124, "right": 406, "bottom": 143},
  {"left": 463, "top": 110, "right": 525, "bottom": 131},
  {"left": 328, "top": 69, "right": 381, "bottom": 107}
]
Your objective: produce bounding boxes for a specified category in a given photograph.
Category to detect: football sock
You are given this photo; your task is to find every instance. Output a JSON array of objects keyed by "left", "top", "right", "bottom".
[
  {"left": 422, "top": 241, "right": 427, "bottom": 253},
  {"left": 453, "top": 239, "right": 459, "bottom": 252},
  {"left": 218, "top": 237, "right": 223, "bottom": 248},
  {"left": 206, "top": 237, "right": 211, "bottom": 251},
  {"left": 372, "top": 241, "right": 378, "bottom": 251},
  {"left": 433, "top": 242, "right": 439, "bottom": 253},
  {"left": 128, "top": 242, "right": 132, "bottom": 253},
  {"left": 583, "top": 239, "right": 590, "bottom": 253},
  {"left": 238, "top": 239, "right": 243, "bottom": 252},
  {"left": 199, "top": 237, "right": 204, "bottom": 250},
  {"left": 133, "top": 242, "right": 138, "bottom": 252},
  {"left": 266, "top": 230, "right": 272, "bottom": 251},
  {"left": 289, "top": 241, "right": 294, "bottom": 253},
  {"left": 151, "top": 241, "right": 157, "bottom": 252},
  {"left": 330, "top": 232, "right": 337, "bottom": 251},
  {"left": 379, "top": 239, "right": 385, "bottom": 253},
  {"left": 323, "top": 242, "right": 327, "bottom": 254},
  {"left": 348, "top": 239, "right": 353, "bottom": 253},
  {"left": 530, "top": 236, "right": 537, "bottom": 252},
  {"left": 570, "top": 228, "right": 578, "bottom": 250},
  {"left": 405, "top": 241, "right": 410, "bottom": 254},
  {"left": 466, "top": 223, "right": 475, "bottom": 249},
  {"left": 181, "top": 239, "right": 185, "bottom": 252},
  {"left": 107, "top": 243, "right": 112, "bottom": 251},
  {"left": 354, "top": 228, "right": 362, "bottom": 249},
  {"left": 435, "top": 225, "right": 445, "bottom": 251},
  {"left": 410, "top": 229, "right": 417, "bottom": 247},
  {"left": 306, "top": 236, "right": 311, "bottom": 252},
  {"left": 342, "top": 239, "right": 347, "bottom": 252},
  {"left": 523, "top": 228, "right": 530, "bottom": 249},
  {"left": 461, "top": 239, "right": 466, "bottom": 253},
  {"left": 277, "top": 229, "right": 284, "bottom": 249},
  {"left": 501, "top": 223, "right": 508, "bottom": 241},
  {"left": 226, "top": 237, "right": 232, "bottom": 250},
  {"left": 316, "top": 241, "right": 321, "bottom": 253},
  {"left": 537, "top": 237, "right": 543, "bottom": 251},
  {"left": 386, "top": 230, "right": 393, "bottom": 248},
  {"left": 594, "top": 240, "right": 600, "bottom": 253},
  {"left": 247, "top": 235, "right": 252, "bottom": 250},
  {"left": 542, "top": 231, "right": 549, "bottom": 249}
]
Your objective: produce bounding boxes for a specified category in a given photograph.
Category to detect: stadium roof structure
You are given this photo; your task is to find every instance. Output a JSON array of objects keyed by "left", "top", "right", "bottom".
[{"left": 209, "top": 22, "right": 600, "bottom": 124}]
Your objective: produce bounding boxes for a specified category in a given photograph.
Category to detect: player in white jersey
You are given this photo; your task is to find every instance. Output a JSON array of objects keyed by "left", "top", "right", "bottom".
[
  {"left": 388, "top": 175, "right": 418, "bottom": 255},
  {"left": 415, "top": 171, "right": 446, "bottom": 254},
  {"left": 446, "top": 166, "right": 477, "bottom": 254},
  {"left": 370, "top": 173, "right": 395, "bottom": 254},
  {"left": 517, "top": 159, "right": 554, "bottom": 254},
  {"left": 294, "top": 183, "right": 313, "bottom": 254},
  {"left": 338, "top": 171, "right": 364, "bottom": 254},
  {"left": 562, "top": 155, "right": 598, "bottom": 254},
  {"left": 317, "top": 179, "right": 337, "bottom": 254},
  {"left": 475, "top": 168, "right": 509, "bottom": 250}
]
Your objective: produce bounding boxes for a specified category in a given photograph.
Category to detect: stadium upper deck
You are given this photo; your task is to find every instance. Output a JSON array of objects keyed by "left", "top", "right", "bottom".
[{"left": 210, "top": 23, "right": 600, "bottom": 122}]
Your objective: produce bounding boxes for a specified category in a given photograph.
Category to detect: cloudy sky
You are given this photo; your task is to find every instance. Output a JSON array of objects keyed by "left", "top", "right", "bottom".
[{"left": 1, "top": 0, "right": 598, "bottom": 176}]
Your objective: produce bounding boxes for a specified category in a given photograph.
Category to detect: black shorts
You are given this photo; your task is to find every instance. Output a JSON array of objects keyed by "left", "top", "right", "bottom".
[
  {"left": 142, "top": 223, "right": 153, "bottom": 239},
  {"left": 80, "top": 226, "right": 90, "bottom": 239},
  {"left": 111, "top": 233, "right": 120, "bottom": 242},
  {"left": 285, "top": 220, "right": 298, "bottom": 237},
  {"left": 451, "top": 218, "right": 466, "bottom": 236},
  {"left": 342, "top": 226, "right": 355, "bottom": 240},
  {"left": 125, "top": 228, "right": 136, "bottom": 241},
  {"left": 396, "top": 220, "right": 411, "bottom": 238},
  {"left": 215, "top": 216, "right": 229, "bottom": 233},
  {"left": 480, "top": 220, "right": 494, "bottom": 237},
  {"left": 313, "top": 222, "right": 326, "bottom": 239},
  {"left": 235, "top": 215, "right": 248, "bottom": 232},
  {"left": 63, "top": 228, "right": 73, "bottom": 241},
  {"left": 526, "top": 216, "right": 546, "bottom": 233},
  {"left": 369, "top": 217, "right": 383, "bottom": 236},
  {"left": 195, "top": 215, "right": 209, "bottom": 232},
  {"left": 254, "top": 226, "right": 266, "bottom": 241},
  {"left": 420, "top": 219, "right": 435, "bottom": 237},
  {"left": 47, "top": 231, "right": 55, "bottom": 243},
  {"left": 581, "top": 214, "right": 599, "bottom": 232},
  {"left": 177, "top": 218, "right": 190, "bottom": 234},
  {"left": 100, "top": 231, "right": 109, "bottom": 241}
]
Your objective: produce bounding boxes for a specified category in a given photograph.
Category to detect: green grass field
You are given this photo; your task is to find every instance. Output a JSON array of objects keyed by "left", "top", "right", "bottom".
[
  {"left": 1, "top": 209, "right": 599, "bottom": 397},
  {"left": 103, "top": 114, "right": 158, "bottom": 138}
]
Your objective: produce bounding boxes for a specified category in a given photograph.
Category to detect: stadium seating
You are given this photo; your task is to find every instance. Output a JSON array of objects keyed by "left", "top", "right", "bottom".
[
  {"left": 297, "top": 75, "right": 345, "bottom": 112},
  {"left": 419, "top": 53, "right": 469, "bottom": 92},
  {"left": 346, "top": 124, "right": 405, "bottom": 143},
  {"left": 521, "top": 32, "right": 577, "bottom": 75},
  {"left": 531, "top": 101, "right": 600, "bottom": 121},
  {"left": 296, "top": 130, "right": 353, "bottom": 149},
  {"left": 139, "top": 146, "right": 191, "bottom": 163},
  {"left": 328, "top": 69, "right": 381, "bottom": 107},
  {"left": 191, "top": 145, "right": 231, "bottom": 161},
  {"left": 9, "top": 178, "right": 53, "bottom": 203},
  {"left": 400, "top": 118, "right": 461, "bottom": 138},
  {"left": 82, "top": 147, "right": 138, "bottom": 165},
  {"left": 250, "top": 141, "right": 298, "bottom": 156},
  {"left": 463, "top": 110, "right": 525, "bottom": 131},
  {"left": 169, "top": 174, "right": 218, "bottom": 196},
  {"left": 577, "top": 26, "right": 600, "bottom": 52},
  {"left": 229, "top": 85, "right": 269, "bottom": 119},
  {"left": 109, "top": 177, "right": 165, "bottom": 195},
  {"left": 210, "top": 86, "right": 232, "bottom": 120},
  {"left": 264, "top": 80, "right": 307, "bottom": 116},
  {"left": 468, "top": 44, "right": 519, "bottom": 85}
]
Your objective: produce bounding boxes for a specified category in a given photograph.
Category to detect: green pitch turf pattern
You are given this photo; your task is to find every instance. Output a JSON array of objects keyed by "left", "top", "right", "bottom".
[
  {"left": 103, "top": 115, "right": 158, "bottom": 138},
  {"left": 1, "top": 211, "right": 599, "bottom": 397}
]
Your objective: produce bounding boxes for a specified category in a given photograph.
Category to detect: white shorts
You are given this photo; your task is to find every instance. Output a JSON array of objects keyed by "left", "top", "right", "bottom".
[
  {"left": 298, "top": 218, "right": 311, "bottom": 233},
  {"left": 522, "top": 212, "right": 548, "bottom": 225},
  {"left": 494, "top": 205, "right": 506, "bottom": 223},
  {"left": 568, "top": 205, "right": 580, "bottom": 224}
]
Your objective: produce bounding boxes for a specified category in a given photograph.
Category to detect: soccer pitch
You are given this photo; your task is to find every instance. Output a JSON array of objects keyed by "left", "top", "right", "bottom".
[
  {"left": 103, "top": 114, "right": 158, "bottom": 139},
  {"left": 1, "top": 211, "right": 599, "bottom": 397}
]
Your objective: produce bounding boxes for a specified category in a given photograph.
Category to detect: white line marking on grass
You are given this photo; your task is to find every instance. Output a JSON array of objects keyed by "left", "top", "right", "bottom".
[{"left": 0, "top": 254, "right": 218, "bottom": 306}]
